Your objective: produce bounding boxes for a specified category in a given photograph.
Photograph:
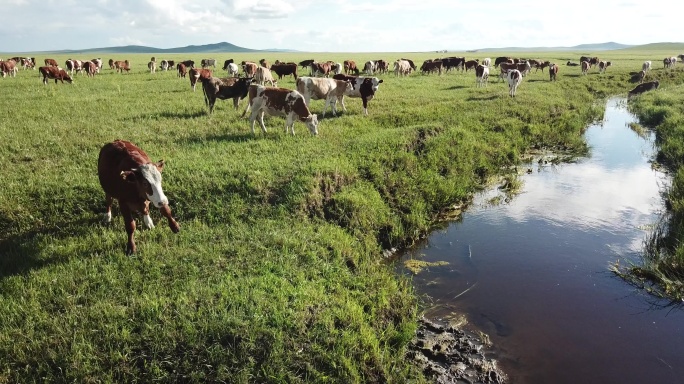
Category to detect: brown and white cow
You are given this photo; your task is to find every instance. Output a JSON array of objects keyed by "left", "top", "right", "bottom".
[
  {"left": 581, "top": 60, "right": 590, "bottom": 75},
  {"left": 311, "top": 62, "right": 332, "bottom": 77},
  {"left": 39, "top": 66, "right": 73, "bottom": 84},
  {"left": 296, "top": 76, "right": 353, "bottom": 118},
  {"left": 628, "top": 80, "right": 659, "bottom": 98},
  {"left": 598, "top": 61, "right": 611, "bottom": 73},
  {"left": 243, "top": 62, "right": 258, "bottom": 78},
  {"left": 507, "top": 69, "right": 522, "bottom": 97},
  {"left": 91, "top": 58, "right": 103, "bottom": 73},
  {"left": 83, "top": 61, "right": 98, "bottom": 77},
  {"left": 270, "top": 63, "right": 298, "bottom": 80},
  {"left": 255, "top": 66, "right": 277, "bottom": 87},
  {"left": 400, "top": 58, "right": 417, "bottom": 72},
  {"left": 98, "top": 140, "right": 180, "bottom": 255},
  {"left": 189, "top": 68, "right": 212, "bottom": 91},
  {"left": 65, "top": 59, "right": 83, "bottom": 76},
  {"left": 202, "top": 76, "right": 254, "bottom": 113},
  {"left": 0, "top": 60, "right": 17, "bottom": 78},
  {"left": 246, "top": 85, "right": 319, "bottom": 135},
  {"left": 344, "top": 60, "right": 359, "bottom": 75},
  {"left": 44, "top": 58, "right": 58, "bottom": 67},
  {"left": 148, "top": 60, "right": 156, "bottom": 74},
  {"left": 475, "top": 64, "right": 489, "bottom": 87},
  {"left": 332, "top": 74, "right": 383, "bottom": 116},
  {"left": 549, "top": 63, "right": 559, "bottom": 81}
]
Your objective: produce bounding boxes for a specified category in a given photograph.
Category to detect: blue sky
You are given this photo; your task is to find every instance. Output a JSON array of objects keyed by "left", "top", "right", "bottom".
[{"left": 1, "top": 0, "right": 680, "bottom": 53}]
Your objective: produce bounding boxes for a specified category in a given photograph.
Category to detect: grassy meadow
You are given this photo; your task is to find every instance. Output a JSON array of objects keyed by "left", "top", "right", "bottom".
[{"left": 1, "top": 47, "right": 683, "bottom": 382}]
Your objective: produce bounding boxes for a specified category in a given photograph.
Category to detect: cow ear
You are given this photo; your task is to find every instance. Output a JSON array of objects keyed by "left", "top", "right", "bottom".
[
  {"left": 156, "top": 160, "right": 165, "bottom": 172},
  {"left": 121, "top": 170, "right": 137, "bottom": 182}
]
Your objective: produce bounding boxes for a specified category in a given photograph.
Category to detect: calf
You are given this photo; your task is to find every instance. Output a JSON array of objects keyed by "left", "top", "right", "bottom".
[
  {"left": 296, "top": 76, "right": 353, "bottom": 118},
  {"left": 628, "top": 80, "right": 659, "bottom": 98},
  {"left": 189, "top": 68, "right": 212, "bottom": 91},
  {"left": 475, "top": 64, "right": 489, "bottom": 87},
  {"left": 332, "top": 74, "right": 383, "bottom": 115},
  {"left": 464, "top": 59, "right": 479, "bottom": 72},
  {"left": 98, "top": 140, "right": 180, "bottom": 255},
  {"left": 202, "top": 76, "right": 254, "bottom": 113},
  {"left": 598, "top": 61, "right": 611, "bottom": 73},
  {"left": 246, "top": 85, "right": 319, "bottom": 135},
  {"left": 39, "top": 66, "right": 72, "bottom": 84},
  {"left": 507, "top": 69, "right": 522, "bottom": 97},
  {"left": 255, "top": 66, "right": 277, "bottom": 87},
  {"left": 270, "top": 63, "right": 298, "bottom": 80}
]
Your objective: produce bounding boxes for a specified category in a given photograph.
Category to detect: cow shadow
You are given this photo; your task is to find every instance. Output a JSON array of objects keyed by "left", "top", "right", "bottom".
[
  {"left": 526, "top": 79, "right": 548, "bottom": 83},
  {"left": 467, "top": 94, "right": 499, "bottom": 101},
  {"left": 445, "top": 85, "right": 467, "bottom": 90},
  {"left": 180, "top": 131, "right": 261, "bottom": 145},
  {"left": 564, "top": 74, "right": 582, "bottom": 78}
]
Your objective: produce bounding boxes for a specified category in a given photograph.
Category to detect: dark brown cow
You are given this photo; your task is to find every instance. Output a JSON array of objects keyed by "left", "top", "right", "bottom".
[
  {"left": 189, "top": 68, "right": 212, "bottom": 91},
  {"left": 222, "top": 59, "right": 234, "bottom": 70},
  {"left": 180, "top": 60, "right": 194, "bottom": 68},
  {"left": 581, "top": 60, "right": 590, "bottom": 75},
  {"left": 441, "top": 57, "right": 465, "bottom": 72},
  {"left": 108, "top": 58, "right": 115, "bottom": 69},
  {"left": 311, "top": 62, "right": 332, "bottom": 77},
  {"left": 464, "top": 59, "right": 479, "bottom": 71},
  {"left": 628, "top": 80, "right": 659, "bottom": 98},
  {"left": 344, "top": 60, "right": 359, "bottom": 75},
  {"left": 299, "top": 59, "right": 315, "bottom": 69},
  {"left": 44, "top": 58, "right": 58, "bottom": 67},
  {"left": 374, "top": 60, "right": 389, "bottom": 74},
  {"left": 201, "top": 76, "right": 254, "bottom": 113},
  {"left": 494, "top": 56, "right": 511, "bottom": 67},
  {"left": 420, "top": 60, "right": 443, "bottom": 75},
  {"left": 549, "top": 63, "right": 559, "bottom": 81},
  {"left": 177, "top": 63, "right": 187, "bottom": 78},
  {"left": 98, "top": 140, "right": 180, "bottom": 255},
  {"left": 39, "top": 66, "right": 72, "bottom": 84},
  {"left": 83, "top": 61, "right": 97, "bottom": 77},
  {"left": 270, "top": 63, "right": 298, "bottom": 80}
]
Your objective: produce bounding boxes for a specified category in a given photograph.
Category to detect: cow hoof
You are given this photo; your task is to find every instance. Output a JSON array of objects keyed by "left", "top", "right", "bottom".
[{"left": 143, "top": 215, "right": 155, "bottom": 229}]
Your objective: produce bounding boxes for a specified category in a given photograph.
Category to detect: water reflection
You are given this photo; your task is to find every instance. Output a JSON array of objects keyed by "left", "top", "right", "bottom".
[{"left": 400, "top": 98, "right": 683, "bottom": 384}]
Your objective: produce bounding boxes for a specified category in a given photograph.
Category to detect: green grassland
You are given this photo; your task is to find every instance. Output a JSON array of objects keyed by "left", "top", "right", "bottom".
[{"left": 1, "top": 48, "right": 683, "bottom": 382}]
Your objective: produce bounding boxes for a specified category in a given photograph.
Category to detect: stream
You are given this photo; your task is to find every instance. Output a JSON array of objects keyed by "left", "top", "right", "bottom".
[{"left": 399, "top": 97, "right": 684, "bottom": 383}]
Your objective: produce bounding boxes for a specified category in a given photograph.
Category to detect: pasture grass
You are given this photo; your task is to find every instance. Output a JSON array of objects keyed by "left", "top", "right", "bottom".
[{"left": 1, "top": 48, "right": 683, "bottom": 382}]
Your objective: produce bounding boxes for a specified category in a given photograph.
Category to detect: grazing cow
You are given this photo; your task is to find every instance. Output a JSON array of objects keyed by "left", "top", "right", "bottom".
[
  {"left": 114, "top": 60, "right": 130, "bottom": 74},
  {"left": 580, "top": 56, "right": 599, "bottom": 67},
  {"left": 83, "top": 61, "right": 98, "bottom": 77},
  {"left": 177, "top": 63, "right": 187, "bottom": 78},
  {"left": 91, "top": 58, "right": 103, "bottom": 73},
  {"left": 638, "top": 70, "right": 646, "bottom": 83},
  {"left": 189, "top": 68, "right": 212, "bottom": 91},
  {"left": 464, "top": 59, "right": 479, "bottom": 71},
  {"left": 581, "top": 60, "right": 590, "bottom": 75},
  {"left": 549, "top": 63, "right": 559, "bottom": 81},
  {"left": 311, "top": 62, "right": 332, "bottom": 77},
  {"left": 400, "top": 58, "right": 417, "bottom": 72},
  {"left": 180, "top": 60, "right": 194, "bottom": 69},
  {"left": 243, "top": 62, "right": 258, "bottom": 77},
  {"left": 494, "top": 56, "right": 511, "bottom": 67},
  {"left": 167, "top": 60, "right": 175, "bottom": 69},
  {"left": 642, "top": 61, "right": 652, "bottom": 72},
  {"left": 246, "top": 85, "right": 319, "bottom": 135},
  {"left": 44, "top": 58, "right": 58, "bottom": 67},
  {"left": 475, "top": 64, "right": 489, "bottom": 87},
  {"left": 160, "top": 60, "right": 169, "bottom": 71},
  {"left": 663, "top": 57, "right": 677, "bottom": 69},
  {"left": 507, "top": 69, "right": 522, "bottom": 97},
  {"left": 0, "top": 60, "right": 17, "bottom": 78},
  {"left": 299, "top": 59, "right": 315, "bottom": 69},
  {"left": 226, "top": 62, "right": 239, "bottom": 77},
  {"left": 148, "top": 60, "right": 156, "bottom": 74},
  {"left": 331, "top": 62, "right": 343, "bottom": 75},
  {"left": 374, "top": 60, "right": 389, "bottom": 74},
  {"left": 255, "top": 66, "right": 277, "bottom": 87},
  {"left": 108, "top": 59, "right": 115, "bottom": 70},
  {"left": 440, "top": 57, "right": 464, "bottom": 72},
  {"left": 363, "top": 61, "right": 375, "bottom": 75},
  {"left": 66, "top": 59, "right": 84, "bottom": 76},
  {"left": 270, "top": 63, "right": 298, "bottom": 80},
  {"left": 332, "top": 74, "right": 383, "bottom": 115},
  {"left": 222, "top": 59, "right": 234, "bottom": 70},
  {"left": 344, "top": 60, "right": 359, "bottom": 75},
  {"left": 394, "top": 59, "right": 412, "bottom": 76},
  {"left": 201, "top": 76, "right": 254, "bottom": 113},
  {"left": 21, "top": 57, "right": 35, "bottom": 70},
  {"left": 201, "top": 58, "right": 216, "bottom": 68},
  {"left": 39, "top": 66, "right": 73, "bottom": 84},
  {"left": 98, "top": 140, "right": 180, "bottom": 255},
  {"left": 421, "top": 60, "right": 443, "bottom": 75},
  {"left": 296, "top": 76, "right": 354, "bottom": 118},
  {"left": 259, "top": 59, "right": 270, "bottom": 68},
  {"left": 598, "top": 61, "right": 611, "bottom": 73},
  {"left": 628, "top": 80, "right": 659, "bottom": 98}
]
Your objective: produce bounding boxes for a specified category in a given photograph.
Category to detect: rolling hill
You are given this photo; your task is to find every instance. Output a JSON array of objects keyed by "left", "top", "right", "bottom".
[
  {"left": 471, "top": 42, "right": 634, "bottom": 53},
  {"left": 29, "top": 42, "right": 298, "bottom": 55}
]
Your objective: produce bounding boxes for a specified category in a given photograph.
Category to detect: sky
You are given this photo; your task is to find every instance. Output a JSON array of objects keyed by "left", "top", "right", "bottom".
[{"left": 1, "top": 0, "right": 682, "bottom": 53}]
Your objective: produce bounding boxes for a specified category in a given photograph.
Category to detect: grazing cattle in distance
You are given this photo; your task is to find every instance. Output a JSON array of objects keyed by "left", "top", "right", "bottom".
[
  {"left": 580, "top": 56, "right": 599, "bottom": 67},
  {"left": 177, "top": 63, "right": 187, "bottom": 78},
  {"left": 296, "top": 76, "right": 354, "bottom": 118},
  {"left": 201, "top": 58, "right": 216, "bottom": 69},
  {"left": 332, "top": 74, "right": 383, "bottom": 115},
  {"left": 246, "top": 85, "right": 319, "bottom": 135},
  {"left": 108, "top": 59, "right": 115, "bottom": 69},
  {"left": 344, "top": 60, "right": 359, "bottom": 75},
  {"left": 299, "top": 59, "right": 315, "bottom": 69},
  {"left": 400, "top": 58, "right": 417, "bottom": 72},
  {"left": 226, "top": 62, "right": 239, "bottom": 77},
  {"left": 566, "top": 61, "right": 579, "bottom": 67},
  {"left": 663, "top": 56, "right": 677, "bottom": 69},
  {"left": 507, "top": 69, "right": 522, "bottom": 97},
  {"left": 222, "top": 59, "right": 234, "bottom": 70},
  {"left": 189, "top": 68, "right": 212, "bottom": 91},
  {"left": 394, "top": 59, "right": 412, "bottom": 76},
  {"left": 475, "top": 64, "right": 489, "bottom": 87},
  {"left": 83, "top": 61, "right": 98, "bottom": 77},
  {"left": 363, "top": 61, "right": 375, "bottom": 75},
  {"left": 549, "top": 63, "right": 559, "bottom": 81},
  {"left": 21, "top": 57, "right": 36, "bottom": 70},
  {"left": 494, "top": 56, "right": 511, "bottom": 67},
  {"left": 44, "top": 58, "right": 58, "bottom": 67},
  {"left": 311, "top": 62, "right": 332, "bottom": 77},
  {"left": 255, "top": 66, "right": 277, "bottom": 87},
  {"left": 464, "top": 59, "right": 479, "bottom": 71},
  {"left": 598, "top": 61, "right": 611, "bottom": 73},
  {"left": 270, "top": 63, "right": 298, "bottom": 80},
  {"left": 201, "top": 76, "right": 254, "bottom": 113},
  {"left": 91, "top": 58, "right": 103, "bottom": 73},
  {"left": 243, "top": 62, "right": 258, "bottom": 78},
  {"left": 160, "top": 60, "right": 169, "bottom": 71},
  {"left": 180, "top": 60, "right": 194, "bottom": 69},
  {"left": 440, "top": 57, "right": 464, "bottom": 72},
  {"left": 642, "top": 61, "right": 652, "bottom": 72},
  {"left": 98, "top": 140, "right": 180, "bottom": 255},
  {"left": 374, "top": 60, "right": 389, "bottom": 74},
  {"left": 581, "top": 60, "right": 590, "bottom": 75},
  {"left": 65, "top": 59, "right": 83, "bottom": 76},
  {"left": 0, "top": 60, "right": 17, "bottom": 78},
  {"left": 421, "top": 60, "right": 443, "bottom": 75},
  {"left": 148, "top": 60, "right": 156, "bottom": 74},
  {"left": 114, "top": 60, "right": 130, "bottom": 74},
  {"left": 39, "top": 66, "right": 73, "bottom": 84},
  {"left": 628, "top": 80, "right": 659, "bottom": 98}
]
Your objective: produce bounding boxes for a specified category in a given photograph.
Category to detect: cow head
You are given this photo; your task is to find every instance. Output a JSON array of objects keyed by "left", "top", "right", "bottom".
[
  {"left": 304, "top": 114, "right": 319, "bottom": 136},
  {"left": 371, "top": 78, "right": 383, "bottom": 92},
  {"left": 120, "top": 161, "right": 169, "bottom": 208}
]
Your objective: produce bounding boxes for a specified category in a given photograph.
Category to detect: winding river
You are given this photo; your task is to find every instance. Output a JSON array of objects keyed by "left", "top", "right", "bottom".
[{"left": 400, "top": 98, "right": 684, "bottom": 383}]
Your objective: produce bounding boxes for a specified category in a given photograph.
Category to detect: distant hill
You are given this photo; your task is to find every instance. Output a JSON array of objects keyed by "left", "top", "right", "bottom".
[
  {"left": 22, "top": 42, "right": 298, "bottom": 55},
  {"left": 471, "top": 42, "right": 634, "bottom": 53},
  {"left": 618, "top": 42, "right": 684, "bottom": 51}
]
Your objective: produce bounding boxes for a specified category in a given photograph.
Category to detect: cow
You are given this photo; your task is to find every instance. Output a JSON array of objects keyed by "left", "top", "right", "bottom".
[
  {"left": 638, "top": 70, "right": 646, "bottom": 83},
  {"left": 222, "top": 59, "right": 234, "bottom": 70},
  {"left": 581, "top": 60, "right": 590, "bottom": 75},
  {"left": 246, "top": 85, "right": 319, "bottom": 135},
  {"left": 167, "top": 60, "right": 175, "bottom": 69},
  {"left": 21, "top": 57, "right": 35, "bottom": 70},
  {"left": 440, "top": 57, "right": 463, "bottom": 72},
  {"left": 331, "top": 62, "right": 343, "bottom": 75},
  {"left": 83, "top": 61, "right": 98, "bottom": 77},
  {"left": 507, "top": 69, "right": 522, "bottom": 97},
  {"left": 642, "top": 61, "right": 652, "bottom": 72},
  {"left": 464, "top": 59, "right": 479, "bottom": 72},
  {"left": 344, "top": 60, "right": 359, "bottom": 75},
  {"left": 39, "top": 66, "right": 72, "bottom": 84},
  {"left": 0, "top": 60, "right": 17, "bottom": 78},
  {"left": 201, "top": 76, "right": 254, "bottom": 113},
  {"left": 177, "top": 63, "right": 187, "bottom": 78},
  {"left": 363, "top": 61, "right": 375, "bottom": 75},
  {"left": 332, "top": 74, "right": 383, "bottom": 116},
  {"left": 481, "top": 58, "right": 491, "bottom": 67},
  {"left": 394, "top": 59, "right": 412, "bottom": 76},
  {"left": 299, "top": 59, "right": 315, "bottom": 69},
  {"left": 180, "top": 60, "right": 195, "bottom": 69},
  {"left": 160, "top": 60, "right": 169, "bottom": 71},
  {"left": 664, "top": 57, "right": 677, "bottom": 69},
  {"left": 108, "top": 59, "right": 115, "bottom": 70},
  {"left": 566, "top": 61, "right": 579, "bottom": 67},
  {"left": 295, "top": 76, "right": 354, "bottom": 118},
  {"left": 679, "top": 54, "right": 684, "bottom": 63},
  {"left": 628, "top": 80, "right": 659, "bottom": 98},
  {"left": 580, "top": 56, "right": 600, "bottom": 67},
  {"left": 475, "top": 64, "right": 489, "bottom": 87},
  {"left": 311, "top": 62, "right": 332, "bottom": 77},
  {"left": 226, "top": 62, "right": 239, "bottom": 77},
  {"left": 494, "top": 56, "right": 511, "bottom": 67},
  {"left": 255, "top": 66, "right": 277, "bottom": 87},
  {"left": 375, "top": 60, "right": 389, "bottom": 74},
  {"left": 534, "top": 61, "right": 550, "bottom": 72},
  {"left": 97, "top": 140, "right": 180, "bottom": 255},
  {"left": 189, "top": 68, "right": 212, "bottom": 91},
  {"left": 114, "top": 60, "right": 130, "bottom": 74},
  {"left": 421, "top": 60, "right": 443, "bottom": 75},
  {"left": 259, "top": 59, "right": 269, "bottom": 68},
  {"left": 598, "top": 61, "right": 611, "bottom": 73},
  {"left": 148, "top": 60, "right": 156, "bottom": 74},
  {"left": 400, "top": 58, "right": 417, "bottom": 72},
  {"left": 549, "top": 63, "right": 559, "bottom": 81},
  {"left": 91, "top": 58, "right": 103, "bottom": 73},
  {"left": 270, "top": 63, "right": 298, "bottom": 80},
  {"left": 44, "top": 58, "right": 58, "bottom": 67},
  {"left": 65, "top": 59, "right": 84, "bottom": 76},
  {"left": 243, "top": 62, "right": 258, "bottom": 77},
  {"left": 201, "top": 58, "right": 216, "bottom": 69}
]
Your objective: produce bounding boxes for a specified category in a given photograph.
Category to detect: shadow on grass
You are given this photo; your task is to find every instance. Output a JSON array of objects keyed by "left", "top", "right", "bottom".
[
  {"left": 179, "top": 131, "right": 262, "bottom": 145},
  {"left": 444, "top": 85, "right": 467, "bottom": 90},
  {"left": 564, "top": 74, "right": 582, "bottom": 78},
  {"left": 527, "top": 79, "right": 550, "bottom": 83},
  {"left": 466, "top": 95, "right": 499, "bottom": 101}
]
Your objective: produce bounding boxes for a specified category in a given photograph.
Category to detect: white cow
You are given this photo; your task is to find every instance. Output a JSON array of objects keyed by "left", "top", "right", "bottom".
[
  {"left": 148, "top": 61, "right": 156, "bottom": 74},
  {"left": 227, "top": 62, "right": 239, "bottom": 77},
  {"left": 507, "top": 69, "right": 522, "bottom": 97},
  {"left": 246, "top": 85, "right": 319, "bottom": 135},
  {"left": 394, "top": 60, "right": 411, "bottom": 76},
  {"left": 475, "top": 64, "right": 489, "bottom": 87},
  {"left": 642, "top": 60, "right": 652, "bottom": 72},
  {"left": 296, "top": 76, "right": 353, "bottom": 118},
  {"left": 363, "top": 61, "right": 375, "bottom": 75},
  {"left": 481, "top": 57, "right": 491, "bottom": 67},
  {"left": 255, "top": 66, "right": 277, "bottom": 87}
]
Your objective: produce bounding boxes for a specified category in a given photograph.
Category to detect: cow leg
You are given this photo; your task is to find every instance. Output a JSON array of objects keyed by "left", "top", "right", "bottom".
[
  {"left": 339, "top": 96, "right": 347, "bottom": 112},
  {"left": 104, "top": 194, "right": 114, "bottom": 223},
  {"left": 232, "top": 97, "right": 240, "bottom": 110},
  {"left": 120, "top": 205, "right": 137, "bottom": 255},
  {"left": 286, "top": 114, "right": 295, "bottom": 135},
  {"left": 142, "top": 201, "right": 155, "bottom": 229},
  {"left": 362, "top": 96, "right": 369, "bottom": 116}
]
